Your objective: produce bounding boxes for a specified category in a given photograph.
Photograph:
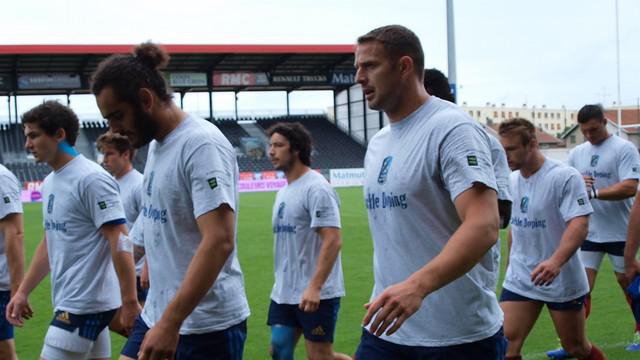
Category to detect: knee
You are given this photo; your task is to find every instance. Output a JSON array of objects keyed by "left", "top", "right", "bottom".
[{"left": 270, "top": 326, "right": 296, "bottom": 360}]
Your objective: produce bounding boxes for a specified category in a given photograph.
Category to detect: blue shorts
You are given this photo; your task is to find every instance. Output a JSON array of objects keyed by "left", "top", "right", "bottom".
[
  {"left": 267, "top": 298, "right": 340, "bottom": 343},
  {"left": 136, "top": 277, "right": 148, "bottom": 302},
  {"left": 500, "top": 288, "right": 585, "bottom": 311},
  {"left": 581, "top": 240, "right": 625, "bottom": 255},
  {"left": 49, "top": 308, "right": 117, "bottom": 341},
  {"left": 121, "top": 316, "right": 247, "bottom": 360},
  {"left": 355, "top": 327, "right": 507, "bottom": 360},
  {"left": 0, "top": 291, "right": 13, "bottom": 341}
]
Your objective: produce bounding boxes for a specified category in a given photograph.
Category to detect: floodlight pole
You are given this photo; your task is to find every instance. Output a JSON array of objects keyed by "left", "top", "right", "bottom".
[
  {"left": 615, "top": 0, "right": 622, "bottom": 135},
  {"left": 446, "top": 0, "right": 457, "bottom": 103}
]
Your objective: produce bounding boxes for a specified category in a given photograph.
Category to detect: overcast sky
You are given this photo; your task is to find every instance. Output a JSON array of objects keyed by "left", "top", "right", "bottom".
[{"left": 0, "top": 0, "right": 638, "bottom": 119}]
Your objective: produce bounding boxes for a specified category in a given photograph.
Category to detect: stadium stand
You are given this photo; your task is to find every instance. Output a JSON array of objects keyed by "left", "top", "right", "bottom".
[{"left": 1, "top": 114, "right": 366, "bottom": 182}]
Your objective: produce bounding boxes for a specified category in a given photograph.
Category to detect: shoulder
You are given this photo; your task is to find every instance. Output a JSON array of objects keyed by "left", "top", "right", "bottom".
[{"left": 546, "top": 159, "right": 580, "bottom": 183}]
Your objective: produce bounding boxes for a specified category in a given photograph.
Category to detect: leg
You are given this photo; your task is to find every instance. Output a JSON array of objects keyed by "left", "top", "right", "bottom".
[
  {"left": 500, "top": 299, "right": 544, "bottom": 357},
  {"left": 304, "top": 340, "right": 352, "bottom": 360},
  {"left": 88, "top": 327, "right": 111, "bottom": 360},
  {"left": 580, "top": 244, "right": 605, "bottom": 319},
  {"left": 548, "top": 307, "right": 592, "bottom": 359},
  {"left": 41, "top": 327, "right": 93, "bottom": 360},
  {"left": 270, "top": 325, "right": 302, "bottom": 360},
  {"left": 0, "top": 340, "right": 17, "bottom": 360}
]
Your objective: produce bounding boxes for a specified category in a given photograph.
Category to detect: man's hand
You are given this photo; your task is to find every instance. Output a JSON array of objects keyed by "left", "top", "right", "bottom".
[
  {"left": 138, "top": 319, "right": 180, "bottom": 360},
  {"left": 5, "top": 291, "right": 33, "bottom": 326},
  {"left": 362, "top": 279, "right": 424, "bottom": 336},
  {"left": 120, "top": 300, "right": 142, "bottom": 335},
  {"left": 583, "top": 175, "right": 595, "bottom": 189},
  {"left": 531, "top": 258, "right": 562, "bottom": 286},
  {"left": 299, "top": 286, "right": 321, "bottom": 313},
  {"left": 623, "top": 259, "right": 640, "bottom": 288}
]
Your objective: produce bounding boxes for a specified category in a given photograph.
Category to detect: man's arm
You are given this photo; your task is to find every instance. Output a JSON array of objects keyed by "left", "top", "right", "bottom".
[
  {"left": 364, "top": 183, "right": 499, "bottom": 336},
  {"left": 592, "top": 178, "right": 637, "bottom": 201},
  {"left": 138, "top": 204, "right": 235, "bottom": 360},
  {"left": 530, "top": 216, "right": 588, "bottom": 286},
  {"left": 624, "top": 192, "right": 640, "bottom": 283},
  {"left": 0, "top": 213, "right": 24, "bottom": 295},
  {"left": 6, "top": 236, "right": 50, "bottom": 326},
  {"left": 100, "top": 223, "right": 140, "bottom": 333},
  {"left": 300, "top": 227, "right": 342, "bottom": 313}
]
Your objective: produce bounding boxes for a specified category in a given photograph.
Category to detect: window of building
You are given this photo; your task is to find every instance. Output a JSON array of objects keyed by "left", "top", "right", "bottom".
[
  {"left": 544, "top": 112, "right": 548, "bottom": 118},
  {"left": 570, "top": 135, "right": 576, "bottom": 144},
  {"left": 501, "top": 111, "right": 505, "bottom": 118},
  {"left": 508, "top": 112, "right": 512, "bottom": 118},
  {"left": 494, "top": 111, "right": 498, "bottom": 118},
  {"left": 516, "top": 112, "right": 519, "bottom": 117},
  {"left": 469, "top": 111, "right": 473, "bottom": 117}
]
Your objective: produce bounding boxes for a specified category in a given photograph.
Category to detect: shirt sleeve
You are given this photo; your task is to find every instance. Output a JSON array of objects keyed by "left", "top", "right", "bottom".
[
  {"left": 185, "top": 142, "right": 237, "bottom": 219},
  {"left": 308, "top": 182, "right": 341, "bottom": 229},
  {"left": 82, "top": 172, "right": 127, "bottom": 229},
  {"left": 617, "top": 142, "right": 640, "bottom": 181},
  {"left": 0, "top": 175, "right": 22, "bottom": 220},
  {"left": 439, "top": 123, "right": 498, "bottom": 202},
  {"left": 559, "top": 169, "right": 593, "bottom": 222}
]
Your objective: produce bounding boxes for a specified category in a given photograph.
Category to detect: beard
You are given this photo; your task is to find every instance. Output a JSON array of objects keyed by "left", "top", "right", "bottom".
[{"left": 129, "top": 105, "right": 157, "bottom": 148}]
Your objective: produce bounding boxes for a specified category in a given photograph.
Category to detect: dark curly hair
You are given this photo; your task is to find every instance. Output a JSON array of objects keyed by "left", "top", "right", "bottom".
[
  {"left": 21, "top": 100, "right": 80, "bottom": 145},
  {"left": 267, "top": 122, "right": 313, "bottom": 166},
  {"left": 91, "top": 42, "right": 173, "bottom": 105}
]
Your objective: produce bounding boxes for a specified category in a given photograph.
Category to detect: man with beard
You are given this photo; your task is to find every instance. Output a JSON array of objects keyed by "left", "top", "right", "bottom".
[
  {"left": 92, "top": 42, "right": 250, "bottom": 360},
  {"left": 266, "top": 122, "right": 350, "bottom": 360}
]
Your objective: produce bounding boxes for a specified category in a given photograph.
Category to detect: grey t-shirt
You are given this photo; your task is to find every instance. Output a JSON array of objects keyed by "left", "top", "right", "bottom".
[
  {"left": 0, "top": 164, "right": 23, "bottom": 291},
  {"left": 41, "top": 155, "right": 125, "bottom": 313},
  {"left": 271, "top": 170, "right": 345, "bottom": 304},
  {"left": 364, "top": 97, "right": 503, "bottom": 346},
  {"left": 117, "top": 169, "right": 144, "bottom": 275},
  {"left": 139, "top": 115, "right": 250, "bottom": 334},
  {"left": 503, "top": 158, "right": 592, "bottom": 302},
  {"left": 569, "top": 135, "right": 640, "bottom": 243}
]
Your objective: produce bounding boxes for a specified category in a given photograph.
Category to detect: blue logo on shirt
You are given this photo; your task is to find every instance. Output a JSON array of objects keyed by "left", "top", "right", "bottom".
[
  {"left": 47, "top": 194, "right": 55, "bottom": 214},
  {"left": 277, "top": 202, "right": 285, "bottom": 219},
  {"left": 146, "top": 172, "right": 155, "bottom": 196},
  {"left": 590, "top": 155, "right": 600, "bottom": 167},
  {"left": 520, "top": 196, "right": 529, "bottom": 213},
  {"left": 377, "top": 156, "right": 393, "bottom": 184}
]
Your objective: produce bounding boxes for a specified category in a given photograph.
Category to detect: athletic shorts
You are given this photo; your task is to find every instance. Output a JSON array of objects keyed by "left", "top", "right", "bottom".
[
  {"left": 41, "top": 309, "right": 116, "bottom": 359},
  {"left": 499, "top": 288, "right": 586, "bottom": 311},
  {"left": 580, "top": 240, "right": 625, "bottom": 273},
  {"left": 0, "top": 291, "right": 13, "bottom": 341},
  {"left": 354, "top": 327, "right": 507, "bottom": 360},
  {"left": 267, "top": 297, "right": 340, "bottom": 343},
  {"left": 121, "top": 316, "right": 247, "bottom": 360}
]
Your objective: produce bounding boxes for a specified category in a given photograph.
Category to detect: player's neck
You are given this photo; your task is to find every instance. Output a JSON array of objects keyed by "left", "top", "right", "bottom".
[
  {"left": 155, "top": 103, "right": 188, "bottom": 142},
  {"left": 520, "top": 151, "right": 545, "bottom": 178},
  {"left": 386, "top": 83, "right": 429, "bottom": 123},
  {"left": 115, "top": 164, "right": 133, "bottom": 180},
  {"left": 49, "top": 152, "right": 76, "bottom": 172},
  {"left": 285, "top": 163, "right": 310, "bottom": 184}
]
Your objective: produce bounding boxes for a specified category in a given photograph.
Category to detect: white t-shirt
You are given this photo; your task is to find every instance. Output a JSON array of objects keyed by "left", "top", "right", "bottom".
[
  {"left": 503, "top": 158, "right": 592, "bottom": 302},
  {"left": 117, "top": 169, "right": 144, "bottom": 275},
  {"left": 364, "top": 97, "right": 503, "bottom": 347},
  {"left": 271, "top": 170, "right": 345, "bottom": 304},
  {"left": 140, "top": 114, "right": 250, "bottom": 335},
  {"left": 569, "top": 135, "right": 640, "bottom": 243},
  {"left": 0, "top": 164, "right": 23, "bottom": 291},
  {"left": 41, "top": 155, "right": 125, "bottom": 314}
]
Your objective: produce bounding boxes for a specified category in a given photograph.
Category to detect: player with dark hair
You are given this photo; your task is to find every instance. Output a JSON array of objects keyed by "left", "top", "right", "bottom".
[{"left": 92, "top": 42, "right": 249, "bottom": 360}]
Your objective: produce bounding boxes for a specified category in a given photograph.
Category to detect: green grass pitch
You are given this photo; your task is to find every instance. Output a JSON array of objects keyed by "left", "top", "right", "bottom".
[{"left": 14, "top": 187, "right": 637, "bottom": 359}]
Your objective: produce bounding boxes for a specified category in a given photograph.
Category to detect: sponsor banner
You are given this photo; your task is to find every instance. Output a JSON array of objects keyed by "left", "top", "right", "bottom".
[
  {"left": 330, "top": 168, "right": 365, "bottom": 187},
  {"left": 18, "top": 73, "right": 82, "bottom": 90},
  {"left": 167, "top": 72, "right": 207, "bottom": 87},
  {"left": 239, "top": 171, "right": 285, "bottom": 181},
  {"left": 212, "top": 72, "right": 269, "bottom": 86},
  {"left": 330, "top": 71, "right": 356, "bottom": 85},
  {"left": 268, "top": 71, "right": 356, "bottom": 86},
  {"left": 239, "top": 178, "right": 287, "bottom": 192},
  {"left": 21, "top": 181, "right": 44, "bottom": 202},
  {"left": 0, "top": 75, "right": 11, "bottom": 90}
]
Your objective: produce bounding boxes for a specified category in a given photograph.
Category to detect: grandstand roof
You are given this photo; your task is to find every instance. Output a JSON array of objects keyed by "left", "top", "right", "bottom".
[{"left": 0, "top": 44, "right": 357, "bottom": 95}]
